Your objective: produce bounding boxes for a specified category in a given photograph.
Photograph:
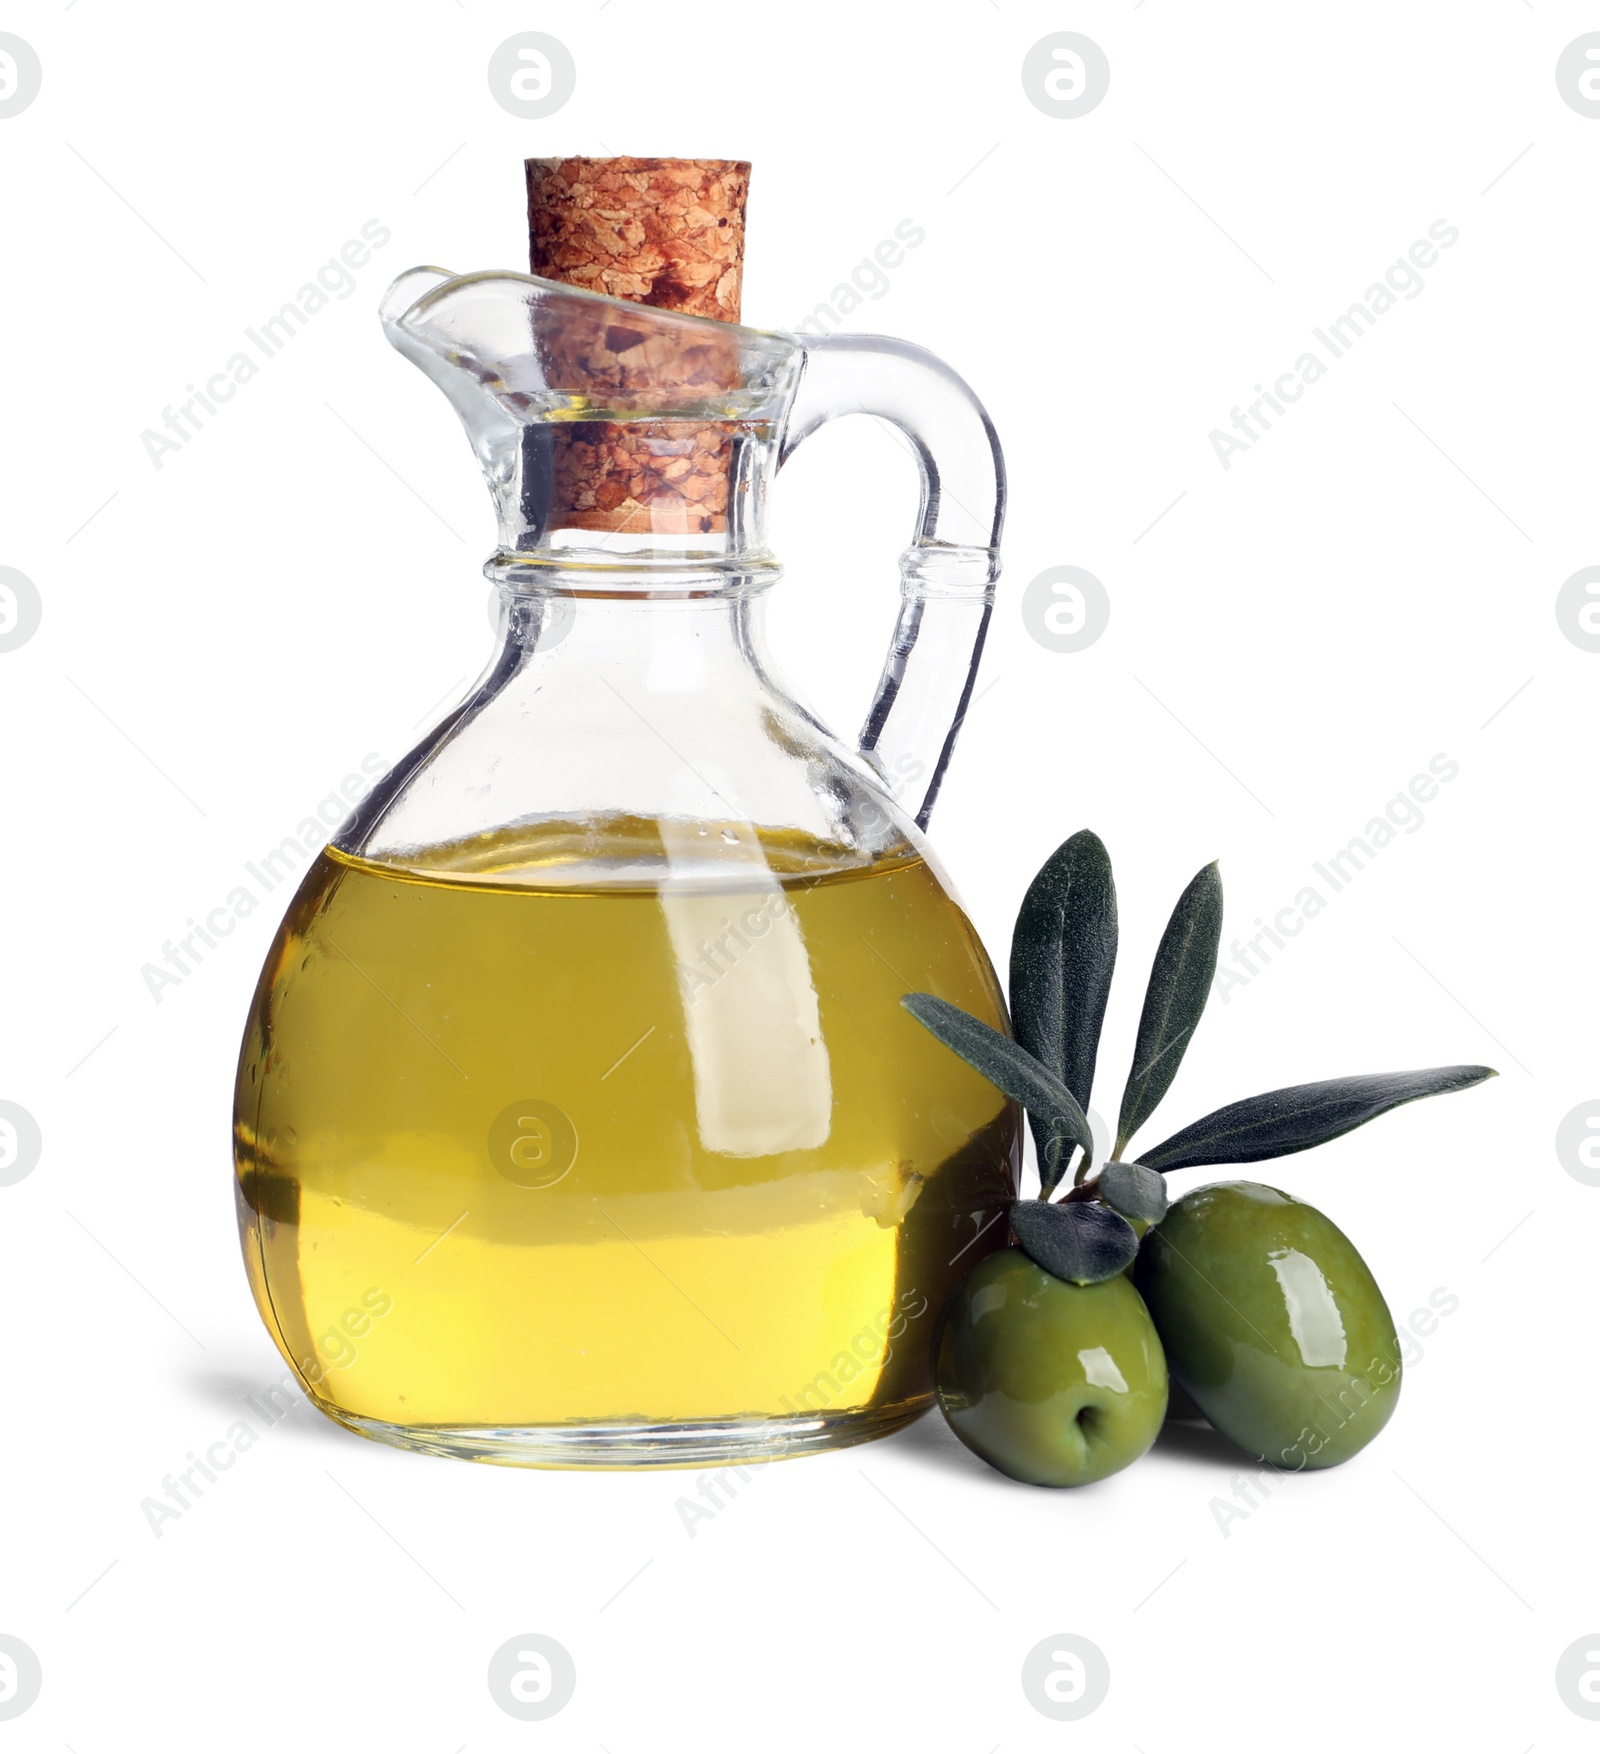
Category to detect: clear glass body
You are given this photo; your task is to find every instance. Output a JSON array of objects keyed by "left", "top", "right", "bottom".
[{"left": 233, "top": 268, "right": 1015, "bottom": 1467}]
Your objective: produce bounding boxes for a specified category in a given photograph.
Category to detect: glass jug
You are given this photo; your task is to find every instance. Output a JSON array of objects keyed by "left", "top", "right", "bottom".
[{"left": 233, "top": 265, "right": 1020, "bottom": 1467}]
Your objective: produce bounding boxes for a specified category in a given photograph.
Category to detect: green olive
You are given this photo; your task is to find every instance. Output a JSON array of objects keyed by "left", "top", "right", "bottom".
[
  {"left": 1134, "top": 1181, "right": 1400, "bottom": 1470},
  {"left": 934, "top": 1248, "right": 1168, "bottom": 1486}
]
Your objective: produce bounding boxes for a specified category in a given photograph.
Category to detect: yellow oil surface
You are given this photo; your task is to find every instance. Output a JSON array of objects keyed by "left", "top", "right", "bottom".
[{"left": 234, "top": 819, "right": 1018, "bottom": 1431}]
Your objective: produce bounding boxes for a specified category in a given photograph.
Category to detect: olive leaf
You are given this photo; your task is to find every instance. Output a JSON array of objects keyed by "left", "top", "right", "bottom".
[
  {"left": 1098, "top": 1159, "right": 1169, "bottom": 1224},
  {"left": 901, "top": 993, "right": 1093, "bottom": 1196},
  {"left": 1140, "top": 1064, "right": 1497, "bottom": 1172},
  {"left": 1010, "top": 1198, "right": 1140, "bottom": 1285},
  {"left": 1115, "top": 860, "right": 1223, "bottom": 1157},
  {"left": 1009, "top": 830, "right": 1118, "bottom": 1180}
]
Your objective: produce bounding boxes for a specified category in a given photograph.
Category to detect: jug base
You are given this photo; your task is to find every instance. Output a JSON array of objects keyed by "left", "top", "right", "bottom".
[{"left": 322, "top": 1397, "right": 932, "bottom": 1470}]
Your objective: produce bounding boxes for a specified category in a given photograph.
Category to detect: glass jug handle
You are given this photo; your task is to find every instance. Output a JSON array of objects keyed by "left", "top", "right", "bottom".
[{"left": 779, "top": 334, "right": 1005, "bottom": 829}]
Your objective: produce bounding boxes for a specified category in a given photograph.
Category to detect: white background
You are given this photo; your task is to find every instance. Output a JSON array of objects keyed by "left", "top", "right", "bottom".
[{"left": 2, "top": 1, "right": 1594, "bottom": 1746}]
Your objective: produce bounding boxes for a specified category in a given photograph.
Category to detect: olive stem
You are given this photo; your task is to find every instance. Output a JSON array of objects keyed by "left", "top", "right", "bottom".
[{"left": 1058, "top": 1151, "right": 1122, "bottom": 1206}]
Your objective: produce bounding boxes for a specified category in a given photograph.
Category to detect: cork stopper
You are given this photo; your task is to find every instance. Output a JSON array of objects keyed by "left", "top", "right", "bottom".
[
  {"left": 525, "top": 156, "right": 751, "bottom": 537},
  {"left": 527, "top": 156, "right": 748, "bottom": 320}
]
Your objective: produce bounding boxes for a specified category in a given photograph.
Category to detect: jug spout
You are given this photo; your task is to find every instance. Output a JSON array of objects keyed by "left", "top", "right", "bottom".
[{"left": 380, "top": 266, "right": 803, "bottom": 568}]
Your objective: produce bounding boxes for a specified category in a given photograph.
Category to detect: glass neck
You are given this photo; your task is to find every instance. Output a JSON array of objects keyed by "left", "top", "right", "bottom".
[
  {"left": 492, "top": 420, "right": 781, "bottom": 581},
  {"left": 487, "top": 550, "right": 782, "bottom": 599}
]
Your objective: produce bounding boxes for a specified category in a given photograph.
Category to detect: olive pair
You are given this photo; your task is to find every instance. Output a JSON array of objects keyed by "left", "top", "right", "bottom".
[{"left": 936, "top": 1181, "right": 1399, "bottom": 1486}]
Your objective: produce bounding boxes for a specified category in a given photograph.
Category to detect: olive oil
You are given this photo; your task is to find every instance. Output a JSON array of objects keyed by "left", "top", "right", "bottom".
[{"left": 234, "top": 819, "right": 1018, "bottom": 1464}]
